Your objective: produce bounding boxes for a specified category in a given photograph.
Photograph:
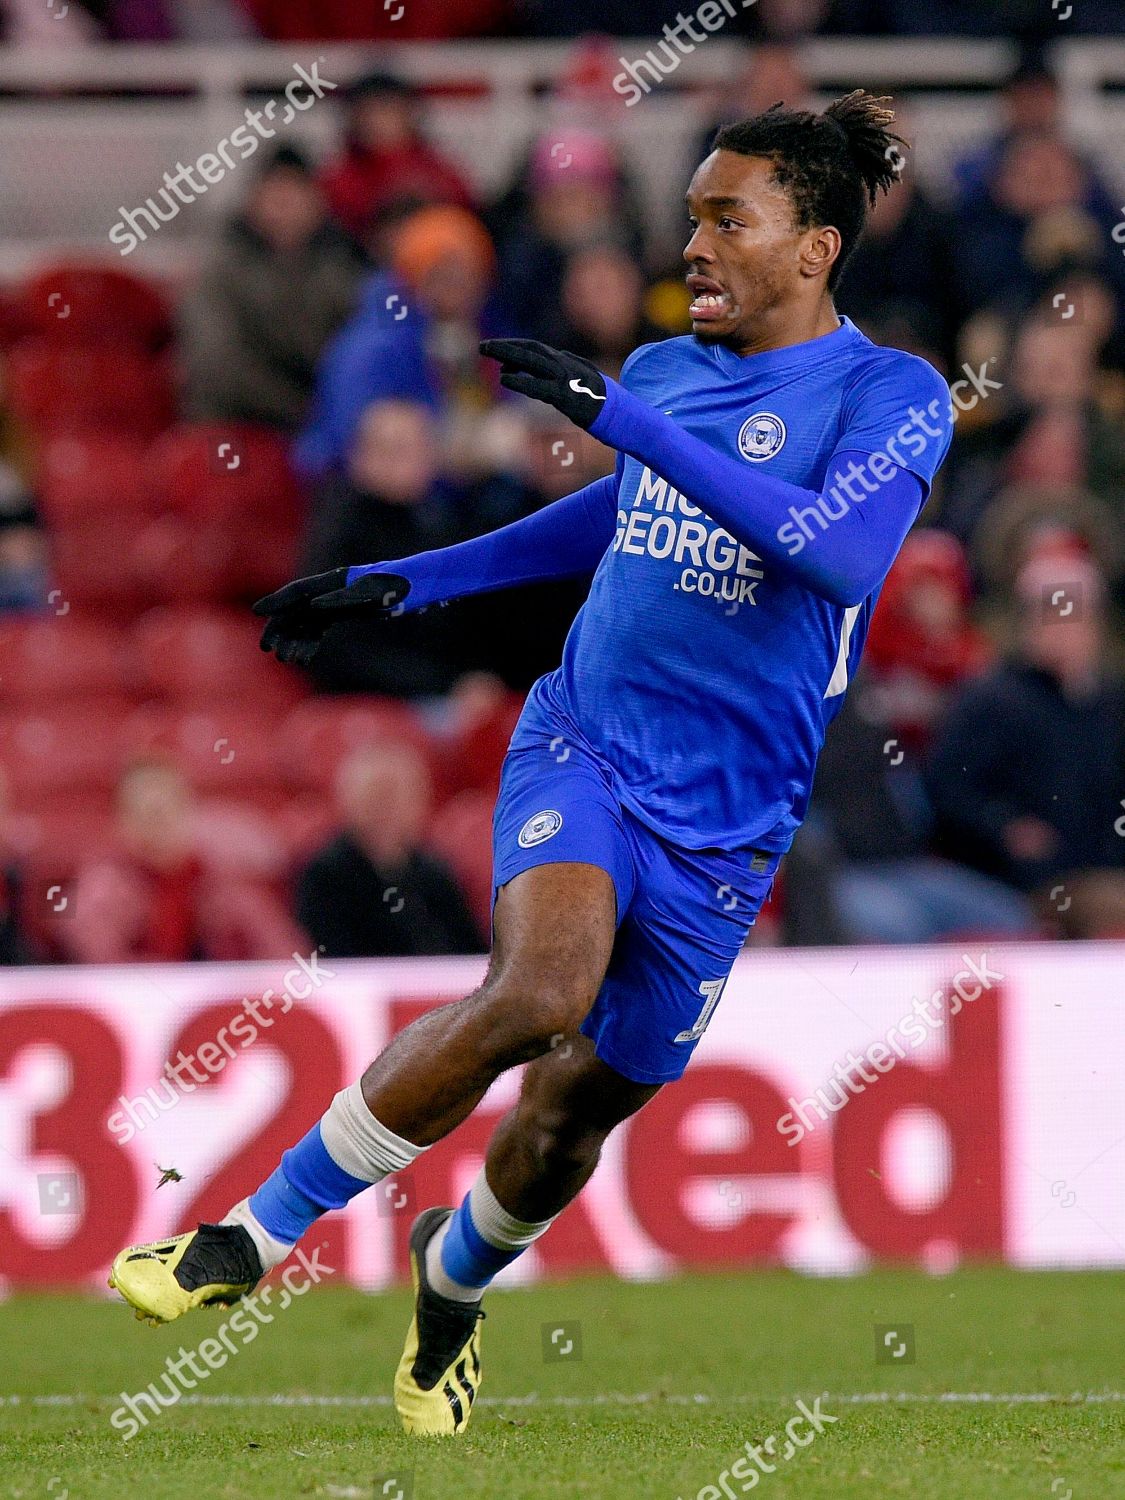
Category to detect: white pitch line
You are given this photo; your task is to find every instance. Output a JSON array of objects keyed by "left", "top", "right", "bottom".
[{"left": 2, "top": 1392, "right": 1123, "bottom": 1409}]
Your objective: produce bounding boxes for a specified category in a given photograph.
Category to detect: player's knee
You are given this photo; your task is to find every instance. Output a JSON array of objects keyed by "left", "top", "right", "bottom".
[{"left": 474, "top": 974, "right": 594, "bottom": 1062}]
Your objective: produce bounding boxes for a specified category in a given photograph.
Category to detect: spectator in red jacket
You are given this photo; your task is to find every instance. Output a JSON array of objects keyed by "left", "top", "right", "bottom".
[
  {"left": 63, "top": 759, "right": 303, "bottom": 963},
  {"left": 864, "top": 530, "right": 992, "bottom": 753},
  {"left": 320, "top": 71, "right": 474, "bottom": 243}
]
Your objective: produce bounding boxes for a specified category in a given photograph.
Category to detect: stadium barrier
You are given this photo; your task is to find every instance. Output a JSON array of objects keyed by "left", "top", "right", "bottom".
[
  {"left": 1, "top": 39, "right": 1124, "bottom": 271},
  {"left": 0, "top": 942, "right": 1121, "bottom": 1290}
]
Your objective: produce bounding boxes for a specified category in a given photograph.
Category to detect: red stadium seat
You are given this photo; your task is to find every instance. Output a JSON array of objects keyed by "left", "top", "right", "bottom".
[
  {"left": 135, "top": 517, "right": 297, "bottom": 606},
  {"left": 37, "top": 434, "right": 152, "bottom": 527},
  {"left": 10, "top": 792, "right": 115, "bottom": 868},
  {"left": 425, "top": 789, "right": 495, "bottom": 938},
  {"left": 280, "top": 697, "right": 437, "bottom": 794},
  {"left": 0, "top": 284, "right": 34, "bottom": 349},
  {"left": 146, "top": 423, "right": 303, "bottom": 530},
  {"left": 231, "top": 522, "right": 301, "bottom": 599},
  {"left": 21, "top": 264, "right": 172, "bottom": 351},
  {"left": 5, "top": 790, "right": 114, "bottom": 861},
  {"left": 140, "top": 426, "right": 303, "bottom": 601},
  {"left": 121, "top": 702, "right": 288, "bottom": 798},
  {"left": 6, "top": 339, "right": 175, "bottom": 441},
  {"left": 131, "top": 605, "right": 307, "bottom": 710},
  {"left": 49, "top": 515, "right": 166, "bottom": 612},
  {"left": 0, "top": 616, "right": 132, "bottom": 703},
  {"left": 135, "top": 515, "right": 245, "bottom": 605},
  {"left": 0, "top": 704, "right": 132, "bottom": 799}
]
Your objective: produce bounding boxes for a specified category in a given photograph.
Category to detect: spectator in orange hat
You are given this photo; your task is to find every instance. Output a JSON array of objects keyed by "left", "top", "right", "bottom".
[
  {"left": 391, "top": 203, "right": 500, "bottom": 409},
  {"left": 296, "top": 203, "right": 505, "bottom": 480}
]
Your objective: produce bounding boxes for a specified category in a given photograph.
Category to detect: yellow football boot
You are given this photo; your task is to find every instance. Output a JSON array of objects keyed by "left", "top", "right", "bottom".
[
  {"left": 108, "top": 1221, "right": 262, "bottom": 1326},
  {"left": 394, "top": 1208, "right": 484, "bottom": 1436}
]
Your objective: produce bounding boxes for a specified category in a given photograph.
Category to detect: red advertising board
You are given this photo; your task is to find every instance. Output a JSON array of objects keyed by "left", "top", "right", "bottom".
[{"left": 0, "top": 943, "right": 1121, "bottom": 1289}]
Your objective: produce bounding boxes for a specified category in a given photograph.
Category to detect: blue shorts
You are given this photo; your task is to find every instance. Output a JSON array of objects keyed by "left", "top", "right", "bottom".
[{"left": 492, "top": 730, "right": 779, "bottom": 1085}]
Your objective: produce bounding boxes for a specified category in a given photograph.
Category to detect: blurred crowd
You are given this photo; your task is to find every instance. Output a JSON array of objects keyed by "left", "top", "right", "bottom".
[
  {"left": 3, "top": 0, "right": 1124, "bottom": 43},
  {"left": 1, "top": 43, "right": 1124, "bottom": 966}
]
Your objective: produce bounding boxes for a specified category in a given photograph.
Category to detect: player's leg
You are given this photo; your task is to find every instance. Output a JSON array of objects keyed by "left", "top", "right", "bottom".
[
  {"left": 357, "top": 861, "right": 618, "bottom": 1145},
  {"left": 108, "top": 858, "right": 618, "bottom": 1326},
  {"left": 428, "top": 1033, "right": 659, "bottom": 1295},
  {"left": 485, "top": 1033, "right": 660, "bottom": 1218},
  {"left": 394, "top": 1035, "right": 658, "bottom": 1434},
  {"left": 393, "top": 816, "right": 780, "bottom": 1407}
]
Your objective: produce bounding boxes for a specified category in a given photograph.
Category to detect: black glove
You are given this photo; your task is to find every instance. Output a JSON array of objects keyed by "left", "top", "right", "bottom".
[
  {"left": 252, "top": 568, "right": 410, "bottom": 666},
  {"left": 480, "top": 338, "right": 608, "bottom": 429}
]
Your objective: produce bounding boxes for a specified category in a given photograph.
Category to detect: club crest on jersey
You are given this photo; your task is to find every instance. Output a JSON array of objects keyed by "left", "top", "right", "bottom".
[
  {"left": 738, "top": 411, "right": 786, "bottom": 462},
  {"left": 518, "top": 809, "right": 563, "bottom": 848}
]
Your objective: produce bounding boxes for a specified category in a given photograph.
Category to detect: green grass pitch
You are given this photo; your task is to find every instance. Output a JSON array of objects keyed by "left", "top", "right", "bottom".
[{"left": 0, "top": 1267, "right": 1121, "bottom": 1499}]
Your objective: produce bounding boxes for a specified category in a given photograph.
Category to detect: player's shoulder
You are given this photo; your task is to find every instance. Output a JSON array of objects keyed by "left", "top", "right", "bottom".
[
  {"left": 838, "top": 326, "right": 948, "bottom": 409},
  {"left": 620, "top": 336, "right": 705, "bottom": 391}
]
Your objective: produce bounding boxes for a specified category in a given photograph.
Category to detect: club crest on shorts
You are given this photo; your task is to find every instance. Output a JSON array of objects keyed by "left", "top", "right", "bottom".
[
  {"left": 518, "top": 809, "right": 563, "bottom": 848},
  {"left": 738, "top": 411, "right": 786, "bottom": 462}
]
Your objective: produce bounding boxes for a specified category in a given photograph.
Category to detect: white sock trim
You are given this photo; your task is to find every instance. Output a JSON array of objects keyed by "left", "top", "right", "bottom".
[
  {"left": 222, "top": 1197, "right": 293, "bottom": 1273},
  {"left": 319, "top": 1081, "right": 425, "bottom": 1183},
  {"left": 424, "top": 1171, "right": 557, "bottom": 1302},
  {"left": 469, "top": 1168, "right": 555, "bottom": 1250},
  {"left": 424, "top": 1173, "right": 558, "bottom": 1301}
]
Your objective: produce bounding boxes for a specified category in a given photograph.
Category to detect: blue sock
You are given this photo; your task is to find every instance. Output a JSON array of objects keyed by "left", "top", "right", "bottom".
[
  {"left": 249, "top": 1123, "right": 369, "bottom": 1245},
  {"left": 239, "top": 1082, "right": 423, "bottom": 1264},
  {"left": 440, "top": 1200, "right": 522, "bottom": 1289},
  {"left": 433, "top": 1171, "right": 555, "bottom": 1297}
]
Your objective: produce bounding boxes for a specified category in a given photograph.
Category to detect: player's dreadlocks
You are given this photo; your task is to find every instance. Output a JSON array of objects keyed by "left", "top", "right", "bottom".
[{"left": 712, "top": 90, "right": 904, "bottom": 291}]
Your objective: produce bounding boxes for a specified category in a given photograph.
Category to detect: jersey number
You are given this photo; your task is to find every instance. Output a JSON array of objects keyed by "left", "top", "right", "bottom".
[{"left": 674, "top": 977, "right": 728, "bottom": 1044}]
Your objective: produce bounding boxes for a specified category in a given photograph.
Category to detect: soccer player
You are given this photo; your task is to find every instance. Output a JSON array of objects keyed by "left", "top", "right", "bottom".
[{"left": 110, "top": 92, "right": 954, "bottom": 1435}]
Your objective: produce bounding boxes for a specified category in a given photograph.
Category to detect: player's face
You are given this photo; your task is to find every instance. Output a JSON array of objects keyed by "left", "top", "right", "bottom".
[{"left": 683, "top": 151, "right": 814, "bottom": 347}]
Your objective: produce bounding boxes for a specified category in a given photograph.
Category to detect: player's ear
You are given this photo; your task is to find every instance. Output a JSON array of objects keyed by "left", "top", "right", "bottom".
[{"left": 798, "top": 224, "right": 841, "bottom": 281}]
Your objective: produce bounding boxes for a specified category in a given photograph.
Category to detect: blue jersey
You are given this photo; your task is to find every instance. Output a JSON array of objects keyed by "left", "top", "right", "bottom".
[{"left": 515, "top": 317, "right": 953, "bottom": 852}]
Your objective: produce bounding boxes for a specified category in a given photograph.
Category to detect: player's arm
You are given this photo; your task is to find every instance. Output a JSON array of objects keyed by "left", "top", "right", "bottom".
[
  {"left": 253, "top": 470, "right": 618, "bottom": 664},
  {"left": 482, "top": 339, "right": 945, "bottom": 609}
]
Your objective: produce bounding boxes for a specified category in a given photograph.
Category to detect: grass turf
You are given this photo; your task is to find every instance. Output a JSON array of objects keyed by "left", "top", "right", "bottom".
[{"left": 0, "top": 1267, "right": 1121, "bottom": 1499}]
